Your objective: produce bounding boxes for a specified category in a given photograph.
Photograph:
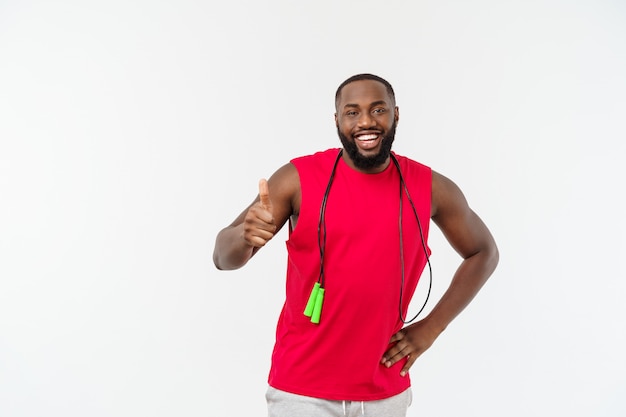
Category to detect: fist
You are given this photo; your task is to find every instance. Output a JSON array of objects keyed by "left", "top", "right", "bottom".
[{"left": 243, "top": 179, "right": 277, "bottom": 248}]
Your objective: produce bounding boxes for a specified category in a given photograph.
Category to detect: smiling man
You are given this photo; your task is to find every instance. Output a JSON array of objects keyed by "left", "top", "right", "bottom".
[
  {"left": 335, "top": 75, "right": 398, "bottom": 172},
  {"left": 213, "top": 73, "right": 499, "bottom": 417}
]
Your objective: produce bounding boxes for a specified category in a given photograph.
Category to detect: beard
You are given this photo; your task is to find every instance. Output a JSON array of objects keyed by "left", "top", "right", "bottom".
[{"left": 337, "top": 121, "right": 397, "bottom": 171}]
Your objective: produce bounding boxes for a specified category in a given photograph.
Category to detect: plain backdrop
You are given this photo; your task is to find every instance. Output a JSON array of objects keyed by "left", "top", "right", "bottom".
[{"left": 1, "top": 1, "right": 625, "bottom": 416}]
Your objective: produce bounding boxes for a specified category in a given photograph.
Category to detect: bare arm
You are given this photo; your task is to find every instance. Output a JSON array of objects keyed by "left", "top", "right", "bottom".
[
  {"left": 213, "top": 163, "right": 300, "bottom": 270},
  {"left": 383, "top": 170, "right": 499, "bottom": 375}
]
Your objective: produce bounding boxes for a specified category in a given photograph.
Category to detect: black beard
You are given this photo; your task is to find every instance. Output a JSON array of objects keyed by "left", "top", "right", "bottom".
[{"left": 337, "top": 121, "right": 397, "bottom": 170}]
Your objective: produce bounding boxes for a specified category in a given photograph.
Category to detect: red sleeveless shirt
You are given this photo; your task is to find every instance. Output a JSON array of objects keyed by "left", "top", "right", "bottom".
[{"left": 268, "top": 148, "right": 432, "bottom": 401}]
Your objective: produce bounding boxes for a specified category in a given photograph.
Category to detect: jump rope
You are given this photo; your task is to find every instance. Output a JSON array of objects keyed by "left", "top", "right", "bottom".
[{"left": 303, "top": 150, "right": 433, "bottom": 325}]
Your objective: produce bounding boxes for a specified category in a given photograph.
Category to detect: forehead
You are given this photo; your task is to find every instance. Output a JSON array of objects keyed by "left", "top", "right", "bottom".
[{"left": 337, "top": 80, "right": 392, "bottom": 107}]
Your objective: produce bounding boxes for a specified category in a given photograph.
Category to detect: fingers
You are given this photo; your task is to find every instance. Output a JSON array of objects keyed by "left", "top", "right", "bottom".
[
  {"left": 257, "top": 178, "right": 274, "bottom": 224},
  {"left": 400, "top": 354, "right": 417, "bottom": 377},
  {"left": 381, "top": 330, "right": 424, "bottom": 377},
  {"left": 244, "top": 219, "right": 276, "bottom": 247},
  {"left": 382, "top": 331, "right": 408, "bottom": 367},
  {"left": 388, "top": 330, "right": 404, "bottom": 344},
  {"left": 243, "top": 179, "right": 276, "bottom": 248},
  {"left": 259, "top": 178, "right": 272, "bottom": 210}
]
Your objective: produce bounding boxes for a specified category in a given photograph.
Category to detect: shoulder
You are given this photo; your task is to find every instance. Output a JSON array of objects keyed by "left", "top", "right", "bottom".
[
  {"left": 391, "top": 152, "right": 430, "bottom": 170},
  {"left": 391, "top": 153, "right": 433, "bottom": 190},
  {"left": 291, "top": 148, "right": 341, "bottom": 169},
  {"left": 270, "top": 149, "right": 337, "bottom": 193},
  {"left": 391, "top": 152, "right": 433, "bottom": 202},
  {"left": 430, "top": 170, "right": 498, "bottom": 260},
  {"left": 431, "top": 170, "right": 469, "bottom": 220},
  {"left": 268, "top": 149, "right": 339, "bottom": 200},
  {"left": 268, "top": 161, "right": 300, "bottom": 199}
]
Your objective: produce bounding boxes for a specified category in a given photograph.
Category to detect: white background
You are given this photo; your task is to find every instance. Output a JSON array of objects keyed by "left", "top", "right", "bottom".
[{"left": 1, "top": 1, "right": 625, "bottom": 416}]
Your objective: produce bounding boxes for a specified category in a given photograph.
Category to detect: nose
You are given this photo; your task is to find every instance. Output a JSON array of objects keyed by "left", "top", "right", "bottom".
[{"left": 357, "top": 112, "right": 376, "bottom": 128}]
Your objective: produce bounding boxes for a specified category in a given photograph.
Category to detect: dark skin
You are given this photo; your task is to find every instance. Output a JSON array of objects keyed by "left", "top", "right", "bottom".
[{"left": 213, "top": 79, "right": 499, "bottom": 377}]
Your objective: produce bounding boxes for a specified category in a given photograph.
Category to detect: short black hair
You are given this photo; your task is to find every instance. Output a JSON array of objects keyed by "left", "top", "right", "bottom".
[{"left": 335, "top": 73, "right": 396, "bottom": 109}]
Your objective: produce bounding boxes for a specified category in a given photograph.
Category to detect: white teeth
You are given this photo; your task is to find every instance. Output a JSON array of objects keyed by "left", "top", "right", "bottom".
[{"left": 356, "top": 134, "right": 378, "bottom": 141}]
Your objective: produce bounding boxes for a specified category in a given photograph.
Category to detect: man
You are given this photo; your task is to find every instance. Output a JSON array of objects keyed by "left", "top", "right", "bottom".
[{"left": 213, "top": 74, "right": 499, "bottom": 417}]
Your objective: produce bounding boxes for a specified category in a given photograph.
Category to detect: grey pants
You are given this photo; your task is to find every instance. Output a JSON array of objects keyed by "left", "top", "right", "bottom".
[{"left": 266, "top": 386, "right": 412, "bottom": 417}]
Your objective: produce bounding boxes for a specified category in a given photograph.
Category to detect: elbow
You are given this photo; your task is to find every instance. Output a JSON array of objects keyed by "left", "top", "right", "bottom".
[
  {"left": 212, "top": 247, "right": 250, "bottom": 271},
  {"left": 212, "top": 230, "right": 236, "bottom": 271},
  {"left": 213, "top": 255, "right": 224, "bottom": 271},
  {"left": 212, "top": 227, "right": 255, "bottom": 271},
  {"left": 213, "top": 250, "right": 239, "bottom": 271},
  {"left": 467, "top": 238, "right": 499, "bottom": 277},
  {"left": 213, "top": 250, "right": 225, "bottom": 271},
  {"left": 486, "top": 240, "right": 500, "bottom": 275}
]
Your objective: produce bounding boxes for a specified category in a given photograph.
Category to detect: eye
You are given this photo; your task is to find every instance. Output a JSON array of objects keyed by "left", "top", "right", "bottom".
[
  {"left": 373, "top": 108, "right": 387, "bottom": 114},
  {"left": 346, "top": 110, "right": 358, "bottom": 116}
]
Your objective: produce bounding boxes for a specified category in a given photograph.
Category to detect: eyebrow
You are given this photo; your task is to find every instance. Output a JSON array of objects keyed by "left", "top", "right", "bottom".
[{"left": 342, "top": 100, "right": 389, "bottom": 109}]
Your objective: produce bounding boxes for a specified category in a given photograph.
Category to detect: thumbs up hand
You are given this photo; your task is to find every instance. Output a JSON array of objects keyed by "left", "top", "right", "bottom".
[
  {"left": 243, "top": 178, "right": 277, "bottom": 248},
  {"left": 258, "top": 178, "right": 273, "bottom": 212}
]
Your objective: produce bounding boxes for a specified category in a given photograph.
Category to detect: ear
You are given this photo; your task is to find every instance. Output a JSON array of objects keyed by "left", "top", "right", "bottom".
[
  {"left": 394, "top": 106, "right": 400, "bottom": 123},
  {"left": 334, "top": 112, "right": 338, "bottom": 126}
]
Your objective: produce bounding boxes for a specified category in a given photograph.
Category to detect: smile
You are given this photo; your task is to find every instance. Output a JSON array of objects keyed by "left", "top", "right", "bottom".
[{"left": 355, "top": 134, "right": 379, "bottom": 141}]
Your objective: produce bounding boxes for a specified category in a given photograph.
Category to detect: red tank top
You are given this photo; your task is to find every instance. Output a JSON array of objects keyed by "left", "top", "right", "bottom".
[{"left": 268, "top": 148, "right": 432, "bottom": 401}]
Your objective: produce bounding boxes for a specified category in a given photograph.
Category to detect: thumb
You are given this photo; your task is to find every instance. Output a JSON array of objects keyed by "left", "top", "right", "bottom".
[
  {"left": 400, "top": 354, "right": 416, "bottom": 378},
  {"left": 258, "top": 178, "right": 272, "bottom": 210}
]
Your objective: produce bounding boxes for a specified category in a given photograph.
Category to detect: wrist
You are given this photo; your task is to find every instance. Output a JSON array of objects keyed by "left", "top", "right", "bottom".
[{"left": 419, "top": 315, "right": 448, "bottom": 337}]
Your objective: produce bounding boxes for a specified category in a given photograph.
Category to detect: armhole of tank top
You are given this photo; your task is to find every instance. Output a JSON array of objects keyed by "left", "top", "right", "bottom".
[{"left": 287, "top": 160, "right": 303, "bottom": 238}]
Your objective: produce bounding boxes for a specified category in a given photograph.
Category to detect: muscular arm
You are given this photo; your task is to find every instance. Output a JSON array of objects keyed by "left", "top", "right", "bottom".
[
  {"left": 383, "top": 170, "right": 499, "bottom": 375},
  {"left": 212, "top": 163, "right": 300, "bottom": 270},
  {"left": 423, "top": 171, "right": 499, "bottom": 333}
]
